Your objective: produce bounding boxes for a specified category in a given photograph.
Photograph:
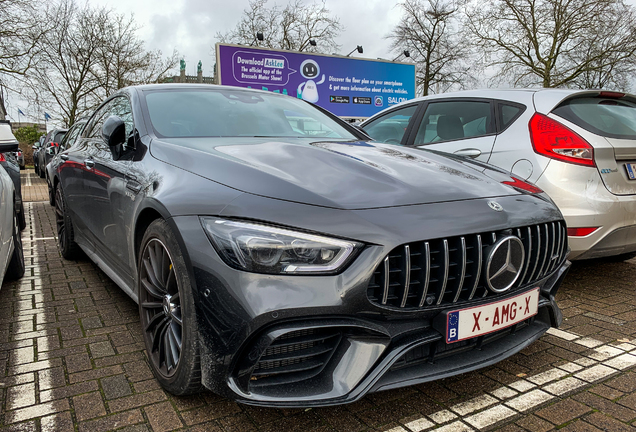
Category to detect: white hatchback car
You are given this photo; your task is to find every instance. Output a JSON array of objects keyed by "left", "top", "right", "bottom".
[
  {"left": 0, "top": 121, "right": 25, "bottom": 283},
  {"left": 360, "top": 89, "right": 636, "bottom": 261}
]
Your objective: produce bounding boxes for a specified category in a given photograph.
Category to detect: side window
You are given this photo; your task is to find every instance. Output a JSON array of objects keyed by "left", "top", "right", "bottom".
[
  {"left": 86, "top": 104, "right": 111, "bottom": 139},
  {"left": 85, "top": 96, "right": 134, "bottom": 140},
  {"left": 109, "top": 97, "right": 134, "bottom": 137},
  {"left": 362, "top": 105, "right": 418, "bottom": 144},
  {"left": 414, "top": 101, "right": 493, "bottom": 145},
  {"left": 61, "top": 124, "right": 81, "bottom": 150},
  {"left": 499, "top": 103, "right": 524, "bottom": 130}
]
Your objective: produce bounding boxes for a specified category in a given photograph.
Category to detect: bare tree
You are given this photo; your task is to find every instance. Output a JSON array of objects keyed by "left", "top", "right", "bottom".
[
  {"left": 466, "top": 0, "right": 636, "bottom": 89},
  {"left": 24, "top": 0, "right": 178, "bottom": 126},
  {"left": 25, "top": 0, "right": 106, "bottom": 126},
  {"left": 94, "top": 13, "right": 178, "bottom": 98},
  {"left": 0, "top": 0, "right": 50, "bottom": 119},
  {"left": 388, "top": 0, "right": 474, "bottom": 96},
  {"left": 570, "top": 1, "right": 636, "bottom": 90},
  {"left": 217, "top": 0, "right": 343, "bottom": 53}
]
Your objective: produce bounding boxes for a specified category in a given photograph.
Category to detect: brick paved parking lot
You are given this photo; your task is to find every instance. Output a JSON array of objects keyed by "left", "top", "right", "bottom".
[{"left": 1, "top": 170, "right": 636, "bottom": 432}]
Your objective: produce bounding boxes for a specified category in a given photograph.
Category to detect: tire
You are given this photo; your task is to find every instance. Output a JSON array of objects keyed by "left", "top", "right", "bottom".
[
  {"left": 18, "top": 202, "right": 26, "bottom": 231},
  {"left": 5, "top": 207, "right": 25, "bottom": 281},
  {"left": 39, "top": 165, "right": 45, "bottom": 178},
  {"left": 48, "top": 180, "right": 55, "bottom": 207},
  {"left": 55, "top": 185, "right": 80, "bottom": 260},
  {"left": 138, "top": 219, "right": 202, "bottom": 395},
  {"left": 34, "top": 164, "right": 39, "bottom": 176}
]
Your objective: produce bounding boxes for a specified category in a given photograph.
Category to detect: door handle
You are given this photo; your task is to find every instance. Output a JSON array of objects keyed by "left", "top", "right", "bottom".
[
  {"left": 454, "top": 148, "right": 482, "bottom": 158},
  {"left": 60, "top": 154, "right": 69, "bottom": 161},
  {"left": 84, "top": 159, "right": 95, "bottom": 168}
]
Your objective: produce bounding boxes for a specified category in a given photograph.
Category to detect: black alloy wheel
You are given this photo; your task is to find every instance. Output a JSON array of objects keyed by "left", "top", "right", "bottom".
[
  {"left": 48, "top": 180, "right": 55, "bottom": 207},
  {"left": 55, "top": 186, "right": 79, "bottom": 259},
  {"left": 138, "top": 220, "right": 201, "bottom": 395},
  {"left": 140, "top": 238, "right": 183, "bottom": 377}
]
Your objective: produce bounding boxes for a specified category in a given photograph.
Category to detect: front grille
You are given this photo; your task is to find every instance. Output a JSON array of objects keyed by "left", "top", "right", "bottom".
[
  {"left": 250, "top": 328, "right": 341, "bottom": 388},
  {"left": 367, "top": 221, "right": 567, "bottom": 310}
]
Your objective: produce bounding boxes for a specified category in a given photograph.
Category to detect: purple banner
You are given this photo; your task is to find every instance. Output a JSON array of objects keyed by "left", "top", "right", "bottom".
[{"left": 216, "top": 43, "right": 416, "bottom": 118}]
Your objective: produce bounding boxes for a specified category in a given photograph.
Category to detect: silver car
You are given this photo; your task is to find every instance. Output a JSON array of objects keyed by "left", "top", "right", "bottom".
[
  {"left": 361, "top": 89, "right": 636, "bottom": 261},
  {"left": 0, "top": 121, "right": 25, "bottom": 283}
]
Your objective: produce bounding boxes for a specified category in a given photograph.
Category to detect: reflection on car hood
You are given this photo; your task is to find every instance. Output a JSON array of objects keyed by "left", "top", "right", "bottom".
[{"left": 150, "top": 137, "right": 524, "bottom": 210}]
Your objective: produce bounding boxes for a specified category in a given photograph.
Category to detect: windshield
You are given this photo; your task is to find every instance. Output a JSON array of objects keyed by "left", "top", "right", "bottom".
[{"left": 144, "top": 88, "right": 357, "bottom": 140}]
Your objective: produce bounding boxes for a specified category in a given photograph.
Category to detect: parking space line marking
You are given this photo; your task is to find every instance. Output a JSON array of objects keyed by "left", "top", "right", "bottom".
[
  {"left": 404, "top": 417, "right": 435, "bottom": 432},
  {"left": 576, "top": 337, "right": 605, "bottom": 348},
  {"left": 384, "top": 331, "right": 633, "bottom": 432},
  {"left": 450, "top": 394, "right": 498, "bottom": 416},
  {"left": 432, "top": 421, "right": 473, "bottom": 432},
  {"left": 543, "top": 377, "right": 587, "bottom": 396},
  {"left": 605, "top": 353, "right": 636, "bottom": 370},
  {"left": 464, "top": 404, "right": 516, "bottom": 429},
  {"left": 574, "top": 364, "right": 617, "bottom": 382},
  {"left": 546, "top": 327, "right": 579, "bottom": 340},
  {"left": 505, "top": 389, "right": 553, "bottom": 411},
  {"left": 427, "top": 410, "right": 458, "bottom": 424},
  {"left": 4, "top": 203, "right": 58, "bottom": 425}
]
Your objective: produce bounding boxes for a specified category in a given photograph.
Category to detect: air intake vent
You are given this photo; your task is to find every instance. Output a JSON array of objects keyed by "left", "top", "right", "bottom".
[
  {"left": 249, "top": 328, "right": 341, "bottom": 388},
  {"left": 367, "top": 221, "right": 567, "bottom": 310}
]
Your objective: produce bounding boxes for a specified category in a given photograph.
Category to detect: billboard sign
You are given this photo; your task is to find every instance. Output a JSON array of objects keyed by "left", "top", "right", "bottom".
[{"left": 215, "top": 43, "right": 416, "bottom": 118}]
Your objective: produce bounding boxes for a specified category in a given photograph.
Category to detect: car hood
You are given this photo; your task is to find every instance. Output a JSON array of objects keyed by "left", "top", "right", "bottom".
[{"left": 150, "top": 137, "right": 526, "bottom": 210}]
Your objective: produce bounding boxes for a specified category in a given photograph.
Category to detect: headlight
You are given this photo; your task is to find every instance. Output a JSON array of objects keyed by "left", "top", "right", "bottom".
[{"left": 200, "top": 217, "right": 363, "bottom": 275}]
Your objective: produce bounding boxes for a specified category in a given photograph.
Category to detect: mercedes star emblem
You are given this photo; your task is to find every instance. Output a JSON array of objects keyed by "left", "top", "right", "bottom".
[
  {"left": 485, "top": 236, "right": 525, "bottom": 293},
  {"left": 488, "top": 201, "right": 504, "bottom": 212}
]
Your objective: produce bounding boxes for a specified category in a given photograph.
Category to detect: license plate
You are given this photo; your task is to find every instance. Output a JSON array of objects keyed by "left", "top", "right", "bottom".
[
  {"left": 626, "top": 163, "right": 636, "bottom": 180},
  {"left": 446, "top": 288, "right": 539, "bottom": 343}
]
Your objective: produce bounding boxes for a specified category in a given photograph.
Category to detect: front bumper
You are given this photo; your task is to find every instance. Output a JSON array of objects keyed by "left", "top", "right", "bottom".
[
  {"left": 228, "top": 263, "right": 567, "bottom": 407},
  {"left": 170, "top": 196, "right": 568, "bottom": 407}
]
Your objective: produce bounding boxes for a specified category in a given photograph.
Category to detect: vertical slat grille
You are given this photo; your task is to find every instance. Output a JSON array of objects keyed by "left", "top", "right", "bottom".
[{"left": 367, "top": 221, "right": 567, "bottom": 310}]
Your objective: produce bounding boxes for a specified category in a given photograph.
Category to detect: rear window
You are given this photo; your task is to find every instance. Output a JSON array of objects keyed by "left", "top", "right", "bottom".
[{"left": 552, "top": 97, "right": 636, "bottom": 139}]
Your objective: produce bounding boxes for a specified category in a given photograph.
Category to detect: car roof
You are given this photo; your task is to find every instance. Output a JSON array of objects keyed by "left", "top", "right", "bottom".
[
  {"left": 365, "top": 88, "right": 634, "bottom": 120},
  {"left": 127, "top": 83, "right": 290, "bottom": 99}
]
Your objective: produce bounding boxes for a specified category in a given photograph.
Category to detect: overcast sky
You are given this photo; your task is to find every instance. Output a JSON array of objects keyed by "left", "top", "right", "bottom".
[
  {"left": 6, "top": 0, "right": 404, "bottom": 123},
  {"left": 89, "top": 0, "right": 403, "bottom": 77}
]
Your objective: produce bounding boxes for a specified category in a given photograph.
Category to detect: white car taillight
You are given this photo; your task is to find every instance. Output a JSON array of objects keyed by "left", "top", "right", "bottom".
[{"left": 529, "top": 113, "right": 595, "bottom": 167}]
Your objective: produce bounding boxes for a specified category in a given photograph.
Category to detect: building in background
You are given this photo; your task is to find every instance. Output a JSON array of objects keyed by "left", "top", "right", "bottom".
[{"left": 164, "top": 59, "right": 215, "bottom": 84}]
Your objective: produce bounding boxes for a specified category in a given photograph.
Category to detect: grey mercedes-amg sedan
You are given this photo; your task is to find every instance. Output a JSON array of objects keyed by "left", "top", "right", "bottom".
[{"left": 49, "top": 84, "right": 569, "bottom": 407}]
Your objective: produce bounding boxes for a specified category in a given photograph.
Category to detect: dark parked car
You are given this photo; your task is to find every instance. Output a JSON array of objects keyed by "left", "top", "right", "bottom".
[
  {"left": 15, "top": 150, "right": 24, "bottom": 170},
  {"left": 32, "top": 135, "right": 45, "bottom": 174},
  {"left": 46, "top": 118, "right": 87, "bottom": 206},
  {"left": 50, "top": 84, "right": 569, "bottom": 406},
  {"left": 36, "top": 128, "right": 67, "bottom": 178}
]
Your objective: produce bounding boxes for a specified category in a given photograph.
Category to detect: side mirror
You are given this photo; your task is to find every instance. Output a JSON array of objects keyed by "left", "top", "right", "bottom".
[{"left": 102, "top": 116, "right": 126, "bottom": 149}]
